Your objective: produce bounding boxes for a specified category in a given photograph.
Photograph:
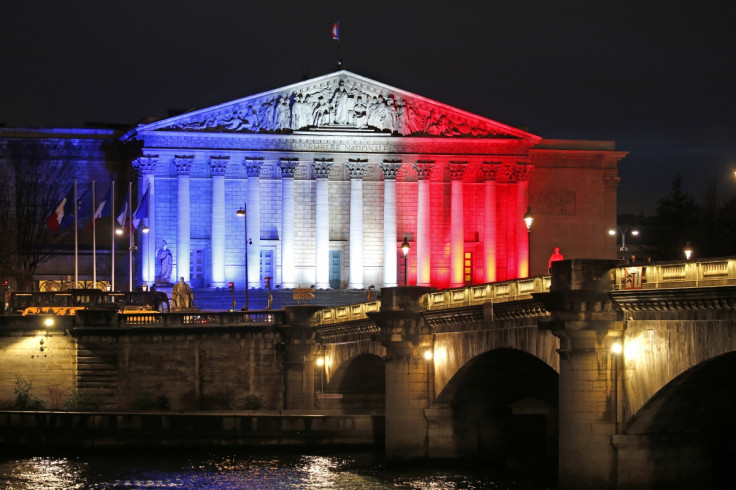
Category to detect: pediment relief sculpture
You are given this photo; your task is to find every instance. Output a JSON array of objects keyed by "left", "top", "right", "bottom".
[{"left": 159, "top": 72, "right": 520, "bottom": 139}]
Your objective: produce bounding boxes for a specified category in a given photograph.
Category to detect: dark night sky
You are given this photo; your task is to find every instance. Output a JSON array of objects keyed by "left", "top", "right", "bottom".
[{"left": 2, "top": 1, "right": 734, "bottom": 215}]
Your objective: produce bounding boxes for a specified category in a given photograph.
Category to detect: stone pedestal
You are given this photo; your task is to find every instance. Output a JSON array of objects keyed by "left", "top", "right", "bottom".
[
  {"left": 537, "top": 259, "right": 624, "bottom": 490},
  {"left": 370, "top": 286, "right": 436, "bottom": 461}
]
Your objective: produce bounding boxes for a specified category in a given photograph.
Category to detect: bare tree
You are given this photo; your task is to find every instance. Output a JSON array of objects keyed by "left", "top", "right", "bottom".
[{"left": 0, "top": 142, "right": 74, "bottom": 290}]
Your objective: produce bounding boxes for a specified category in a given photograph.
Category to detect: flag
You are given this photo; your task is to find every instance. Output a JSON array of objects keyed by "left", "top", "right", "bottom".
[
  {"left": 89, "top": 185, "right": 112, "bottom": 230},
  {"left": 46, "top": 185, "right": 75, "bottom": 233},
  {"left": 331, "top": 21, "right": 339, "bottom": 40},
  {"left": 76, "top": 184, "right": 94, "bottom": 228},
  {"left": 132, "top": 186, "right": 150, "bottom": 230},
  {"left": 117, "top": 192, "right": 130, "bottom": 232}
]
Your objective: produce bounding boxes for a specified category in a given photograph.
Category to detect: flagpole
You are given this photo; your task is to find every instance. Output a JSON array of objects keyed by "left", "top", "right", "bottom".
[
  {"left": 129, "top": 181, "right": 133, "bottom": 291},
  {"left": 92, "top": 181, "right": 97, "bottom": 289},
  {"left": 111, "top": 180, "right": 115, "bottom": 291},
  {"left": 74, "top": 179, "right": 79, "bottom": 288}
]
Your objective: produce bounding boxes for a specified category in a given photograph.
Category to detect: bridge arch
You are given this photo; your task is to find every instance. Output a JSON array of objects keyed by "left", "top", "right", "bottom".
[
  {"left": 617, "top": 351, "right": 736, "bottom": 487},
  {"left": 320, "top": 353, "right": 385, "bottom": 410},
  {"left": 430, "top": 347, "right": 558, "bottom": 470}
]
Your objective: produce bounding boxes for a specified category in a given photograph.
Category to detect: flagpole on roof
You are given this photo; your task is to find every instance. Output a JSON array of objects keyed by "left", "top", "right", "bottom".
[
  {"left": 74, "top": 179, "right": 79, "bottom": 288},
  {"left": 92, "top": 181, "right": 97, "bottom": 289},
  {"left": 111, "top": 180, "right": 115, "bottom": 291},
  {"left": 128, "top": 181, "right": 133, "bottom": 291}
]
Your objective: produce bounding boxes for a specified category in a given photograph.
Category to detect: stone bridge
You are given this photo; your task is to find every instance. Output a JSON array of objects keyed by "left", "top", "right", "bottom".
[
  {"left": 3, "top": 258, "right": 736, "bottom": 488},
  {"left": 309, "top": 258, "right": 736, "bottom": 489}
]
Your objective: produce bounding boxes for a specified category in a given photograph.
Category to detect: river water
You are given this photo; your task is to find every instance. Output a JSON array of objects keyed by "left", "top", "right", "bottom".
[{"left": 0, "top": 450, "right": 555, "bottom": 489}]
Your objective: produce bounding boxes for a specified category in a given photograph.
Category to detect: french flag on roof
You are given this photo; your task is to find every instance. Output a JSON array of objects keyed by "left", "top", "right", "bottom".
[{"left": 331, "top": 21, "right": 339, "bottom": 41}]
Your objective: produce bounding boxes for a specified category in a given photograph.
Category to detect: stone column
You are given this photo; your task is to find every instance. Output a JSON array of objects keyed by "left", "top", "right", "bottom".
[
  {"left": 515, "top": 163, "right": 534, "bottom": 277},
  {"left": 347, "top": 159, "right": 367, "bottom": 289},
  {"left": 174, "top": 156, "right": 194, "bottom": 282},
  {"left": 133, "top": 156, "right": 157, "bottom": 284},
  {"left": 371, "top": 286, "right": 437, "bottom": 461},
  {"left": 481, "top": 162, "right": 500, "bottom": 283},
  {"left": 413, "top": 161, "right": 434, "bottom": 287},
  {"left": 245, "top": 157, "right": 264, "bottom": 289},
  {"left": 313, "top": 159, "right": 333, "bottom": 289},
  {"left": 537, "top": 259, "right": 624, "bottom": 490},
  {"left": 280, "top": 158, "right": 299, "bottom": 289},
  {"left": 210, "top": 156, "right": 228, "bottom": 288},
  {"left": 380, "top": 160, "right": 402, "bottom": 287},
  {"left": 448, "top": 161, "right": 467, "bottom": 287}
]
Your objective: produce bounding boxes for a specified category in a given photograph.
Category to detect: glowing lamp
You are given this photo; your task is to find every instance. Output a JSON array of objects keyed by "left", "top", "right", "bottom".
[
  {"left": 141, "top": 226, "right": 149, "bottom": 234},
  {"left": 523, "top": 207, "right": 534, "bottom": 231},
  {"left": 316, "top": 357, "right": 325, "bottom": 367},
  {"left": 401, "top": 236, "right": 410, "bottom": 286},
  {"left": 608, "top": 229, "right": 616, "bottom": 236},
  {"left": 684, "top": 242, "right": 693, "bottom": 260},
  {"left": 401, "top": 236, "right": 410, "bottom": 257},
  {"left": 115, "top": 228, "right": 123, "bottom": 236},
  {"left": 423, "top": 349, "right": 433, "bottom": 361},
  {"left": 611, "top": 342, "right": 623, "bottom": 355},
  {"left": 43, "top": 318, "right": 54, "bottom": 327}
]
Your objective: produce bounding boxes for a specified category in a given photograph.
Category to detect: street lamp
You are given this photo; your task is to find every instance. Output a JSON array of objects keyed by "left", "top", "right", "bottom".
[
  {"left": 236, "top": 204, "right": 251, "bottom": 311},
  {"left": 684, "top": 241, "right": 693, "bottom": 260},
  {"left": 524, "top": 207, "right": 533, "bottom": 273},
  {"left": 141, "top": 226, "right": 149, "bottom": 289},
  {"left": 401, "top": 236, "right": 410, "bottom": 286},
  {"left": 608, "top": 226, "right": 639, "bottom": 252}
]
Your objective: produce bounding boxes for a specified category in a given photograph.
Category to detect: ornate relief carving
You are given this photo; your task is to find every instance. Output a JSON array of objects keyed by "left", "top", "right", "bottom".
[
  {"left": 512, "top": 163, "right": 534, "bottom": 182},
  {"left": 244, "top": 157, "right": 264, "bottom": 177},
  {"left": 279, "top": 158, "right": 299, "bottom": 178},
  {"left": 133, "top": 155, "right": 158, "bottom": 175},
  {"left": 163, "top": 75, "right": 509, "bottom": 139},
  {"left": 312, "top": 159, "right": 334, "bottom": 179},
  {"left": 209, "top": 156, "right": 229, "bottom": 176},
  {"left": 379, "top": 160, "right": 402, "bottom": 180},
  {"left": 532, "top": 190, "right": 577, "bottom": 216},
  {"left": 346, "top": 159, "right": 368, "bottom": 179},
  {"left": 174, "top": 156, "right": 194, "bottom": 175}
]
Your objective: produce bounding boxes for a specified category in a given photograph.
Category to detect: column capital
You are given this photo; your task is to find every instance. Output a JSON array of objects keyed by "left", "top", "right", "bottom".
[
  {"left": 244, "top": 157, "right": 264, "bottom": 177},
  {"left": 174, "top": 155, "right": 194, "bottom": 175},
  {"left": 279, "top": 157, "right": 300, "bottom": 178},
  {"left": 312, "top": 158, "right": 334, "bottom": 179},
  {"left": 481, "top": 161, "right": 502, "bottom": 181},
  {"left": 346, "top": 159, "right": 368, "bottom": 179},
  {"left": 413, "top": 160, "right": 435, "bottom": 180},
  {"left": 380, "top": 160, "right": 402, "bottom": 180},
  {"left": 512, "top": 163, "right": 534, "bottom": 182},
  {"left": 133, "top": 155, "right": 159, "bottom": 175},
  {"left": 448, "top": 161, "right": 468, "bottom": 180},
  {"left": 209, "top": 155, "right": 229, "bottom": 176}
]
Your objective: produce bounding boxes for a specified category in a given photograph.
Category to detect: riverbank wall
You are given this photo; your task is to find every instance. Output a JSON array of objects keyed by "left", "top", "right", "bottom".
[{"left": 0, "top": 410, "right": 384, "bottom": 450}]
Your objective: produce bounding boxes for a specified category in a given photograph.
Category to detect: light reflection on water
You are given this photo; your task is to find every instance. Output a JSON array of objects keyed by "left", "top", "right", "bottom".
[{"left": 0, "top": 451, "right": 554, "bottom": 489}]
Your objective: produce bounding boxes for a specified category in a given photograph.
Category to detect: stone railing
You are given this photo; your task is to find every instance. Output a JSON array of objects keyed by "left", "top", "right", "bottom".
[
  {"left": 72, "top": 309, "right": 285, "bottom": 328},
  {"left": 424, "top": 276, "right": 551, "bottom": 311},
  {"left": 317, "top": 301, "right": 381, "bottom": 325},
  {"left": 613, "top": 258, "right": 736, "bottom": 290}
]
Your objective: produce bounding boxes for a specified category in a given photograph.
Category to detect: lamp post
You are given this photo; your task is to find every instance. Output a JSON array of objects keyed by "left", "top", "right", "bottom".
[
  {"left": 236, "top": 203, "right": 251, "bottom": 311},
  {"left": 684, "top": 241, "right": 693, "bottom": 260},
  {"left": 608, "top": 226, "right": 639, "bottom": 253},
  {"left": 401, "top": 236, "right": 410, "bottom": 286},
  {"left": 523, "top": 207, "right": 534, "bottom": 274},
  {"left": 141, "top": 226, "right": 149, "bottom": 290}
]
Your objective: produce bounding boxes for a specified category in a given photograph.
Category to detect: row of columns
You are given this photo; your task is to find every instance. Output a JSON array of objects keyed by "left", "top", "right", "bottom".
[{"left": 133, "top": 155, "right": 532, "bottom": 289}]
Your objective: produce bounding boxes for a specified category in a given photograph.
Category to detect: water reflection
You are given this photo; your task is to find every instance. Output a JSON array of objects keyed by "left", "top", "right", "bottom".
[{"left": 0, "top": 451, "right": 554, "bottom": 489}]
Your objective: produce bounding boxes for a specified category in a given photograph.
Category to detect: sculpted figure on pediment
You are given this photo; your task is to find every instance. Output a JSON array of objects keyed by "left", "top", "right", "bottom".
[
  {"left": 313, "top": 96, "right": 331, "bottom": 128},
  {"left": 366, "top": 95, "right": 381, "bottom": 129},
  {"left": 291, "top": 93, "right": 311, "bottom": 130},
  {"left": 353, "top": 96, "right": 368, "bottom": 128},
  {"left": 331, "top": 80, "right": 350, "bottom": 125},
  {"left": 275, "top": 96, "right": 291, "bottom": 130},
  {"left": 258, "top": 98, "right": 278, "bottom": 130}
]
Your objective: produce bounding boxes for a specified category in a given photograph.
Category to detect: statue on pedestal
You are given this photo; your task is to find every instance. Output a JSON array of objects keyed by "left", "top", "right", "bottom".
[
  {"left": 171, "top": 277, "right": 195, "bottom": 310},
  {"left": 156, "top": 240, "right": 173, "bottom": 284}
]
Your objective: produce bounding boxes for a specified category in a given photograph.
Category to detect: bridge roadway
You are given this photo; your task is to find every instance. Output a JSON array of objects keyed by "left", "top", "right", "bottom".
[{"left": 5, "top": 258, "right": 736, "bottom": 488}]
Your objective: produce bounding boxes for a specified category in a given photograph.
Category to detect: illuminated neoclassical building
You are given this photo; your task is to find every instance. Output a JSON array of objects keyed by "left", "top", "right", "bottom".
[{"left": 123, "top": 70, "right": 626, "bottom": 290}]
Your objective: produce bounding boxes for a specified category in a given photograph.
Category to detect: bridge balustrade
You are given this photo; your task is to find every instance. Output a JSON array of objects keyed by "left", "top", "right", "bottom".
[
  {"left": 317, "top": 301, "right": 381, "bottom": 325},
  {"left": 117, "top": 310, "right": 283, "bottom": 327},
  {"left": 613, "top": 258, "right": 736, "bottom": 290},
  {"left": 425, "top": 276, "right": 551, "bottom": 310}
]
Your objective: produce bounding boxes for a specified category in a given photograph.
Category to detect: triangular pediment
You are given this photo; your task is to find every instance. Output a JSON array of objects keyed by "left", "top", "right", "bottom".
[{"left": 137, "top": 70, "right": 537, "bottom": 140}]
